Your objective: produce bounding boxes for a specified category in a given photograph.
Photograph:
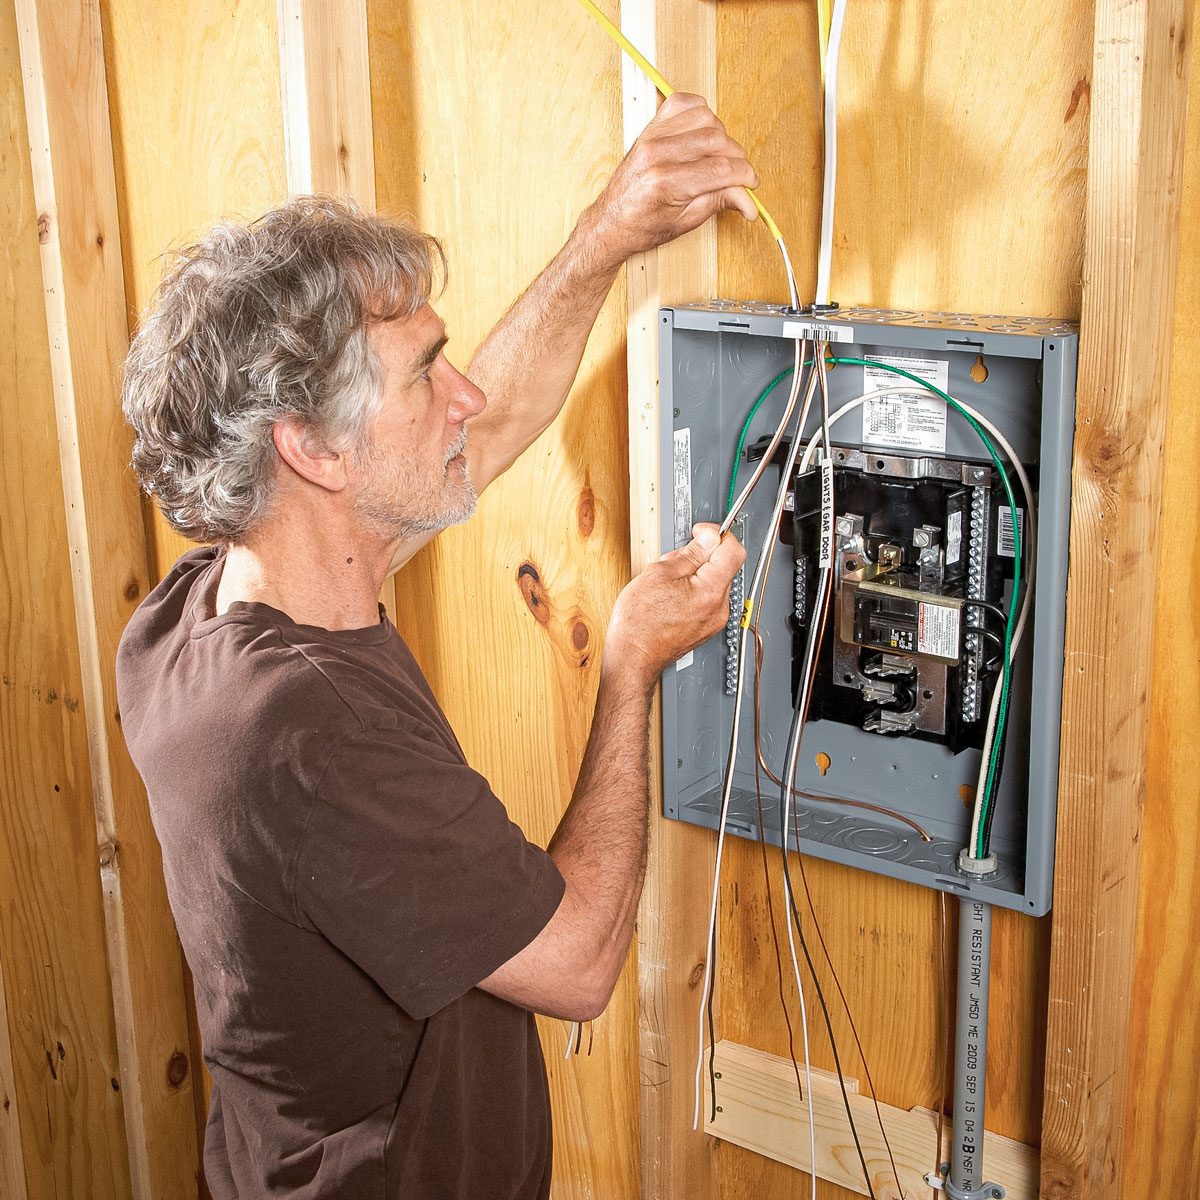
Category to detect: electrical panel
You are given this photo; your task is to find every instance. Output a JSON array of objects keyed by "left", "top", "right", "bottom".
[{"left": 660, "top": 303, "right": 1078, "bottom": 915}]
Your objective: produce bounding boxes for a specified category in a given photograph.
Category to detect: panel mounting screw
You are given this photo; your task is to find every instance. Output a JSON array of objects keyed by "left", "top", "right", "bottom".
[{"left": 673, "top": 407, "right": 680, "bottom": 417}]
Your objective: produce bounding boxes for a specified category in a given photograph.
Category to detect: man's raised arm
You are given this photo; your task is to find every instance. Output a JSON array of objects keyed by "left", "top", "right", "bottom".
[{"left": 388, "top": 93, "right": 757, "bottom": 574}]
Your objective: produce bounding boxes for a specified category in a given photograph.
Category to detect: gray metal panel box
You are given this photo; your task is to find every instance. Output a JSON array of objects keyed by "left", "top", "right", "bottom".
[{"left": 660, "top": 302, "right": 1078, "bottom": 915}]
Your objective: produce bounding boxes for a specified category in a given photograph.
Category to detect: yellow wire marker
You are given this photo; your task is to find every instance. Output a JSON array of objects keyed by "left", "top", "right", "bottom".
[
  {"left": 740, "top": 598, "right": 755, "bottom": 630},
  {"left": 578, "top": 0, "right": 784, "bottom": 244}
]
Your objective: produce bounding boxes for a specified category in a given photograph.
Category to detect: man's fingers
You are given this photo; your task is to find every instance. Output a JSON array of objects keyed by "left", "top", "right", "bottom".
[
  {"left": 722, "top": 185, "right": 760, "bottom": 223},
  {"left": 658, "top": 523, "right": 721, "bottom": 573},
  {"left": 695, "top": 531, "right": 746, "bottom": 589},
  {"left": 644, "top": 126, "right": 748, "bottom": 168},
  {"left": 654, "top": 91, "right": 708, "bottom": 122}
]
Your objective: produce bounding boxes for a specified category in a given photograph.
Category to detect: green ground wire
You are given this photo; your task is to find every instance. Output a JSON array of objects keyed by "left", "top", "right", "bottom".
[
  {"left": 727, "top": 365, "right": 800, "bottom": 511},
  {"left": 729, "top": 355, "right": 1022, "bottom": 858}
]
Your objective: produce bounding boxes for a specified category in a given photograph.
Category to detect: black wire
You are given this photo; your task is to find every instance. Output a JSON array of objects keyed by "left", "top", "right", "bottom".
[
  {"left": 574, "top": 1020, "right": 583, "bottom": 1056},
  {"left": 979, "top": 705, "right": 1012, "bottom": 854},
  {"left": 966, "top": 598, "right": 1009, "bottom": 626},
  {"left": 966, "top": 624, "right": 1004, "bottom": 654},
  {"left": 778, "top": 709, "right": 878, "bottom": 1200},
  {"left": 707, "top": 922, "right": 719, "bottom": 1123}
]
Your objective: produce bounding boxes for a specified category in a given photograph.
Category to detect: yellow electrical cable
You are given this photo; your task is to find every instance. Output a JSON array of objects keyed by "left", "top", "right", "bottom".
[
  {"left": 817, "top": 0, "right": 833, "bottom": 84},
  {"left": 578, "top": 0, "right": 784, "bottom": 244}
]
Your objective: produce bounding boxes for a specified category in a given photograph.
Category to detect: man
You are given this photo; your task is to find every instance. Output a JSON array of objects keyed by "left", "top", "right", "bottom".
[{"left": 116, "top": 94, "right": 749, "bottom": 1199}]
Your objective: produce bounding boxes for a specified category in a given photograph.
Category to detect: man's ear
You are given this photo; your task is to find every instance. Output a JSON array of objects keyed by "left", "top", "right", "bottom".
[{"left": 272, "top": 417, "right": 349, "bottom": 493}]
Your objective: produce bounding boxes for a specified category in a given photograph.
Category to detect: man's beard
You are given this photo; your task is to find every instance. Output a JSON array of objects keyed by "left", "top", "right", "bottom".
[{"left": 353, "top": 430, "right": 477, "bottom": 542}]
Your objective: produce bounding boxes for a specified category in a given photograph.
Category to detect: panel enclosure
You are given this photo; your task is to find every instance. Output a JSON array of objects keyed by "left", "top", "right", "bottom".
[{"left": 660, "top": 302, "right": 1078, "bottom": 915}]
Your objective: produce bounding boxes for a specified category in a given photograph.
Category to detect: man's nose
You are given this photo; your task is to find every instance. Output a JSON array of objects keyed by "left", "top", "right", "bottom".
[{"left": 446, "top": 367, "right": 487, "bottom": 424}]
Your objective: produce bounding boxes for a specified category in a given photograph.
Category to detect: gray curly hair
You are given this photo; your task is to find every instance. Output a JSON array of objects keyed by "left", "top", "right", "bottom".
[{"left": 122, "top": 196, "right": 444, "bottom": 543}]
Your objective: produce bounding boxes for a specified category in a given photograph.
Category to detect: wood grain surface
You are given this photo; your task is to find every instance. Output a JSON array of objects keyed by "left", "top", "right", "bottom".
[
  {"left": 1042, "top": 2, "right": 1191, "bottom": 1196},
  {"left": 1, "top": 6, "right": 132, "bottom": 1196},
  {"left": 101, "top": 0, "right": 288, "bottom": 582},
  {"left": 369, "top": 3, "right": 639, "bottom": 1197},
  {"left": 15, "top": 0, "right": 204, "bottom": 1194},
  {"left": 1119, "top": 6, "right": 1200, "bottom": 1198}
]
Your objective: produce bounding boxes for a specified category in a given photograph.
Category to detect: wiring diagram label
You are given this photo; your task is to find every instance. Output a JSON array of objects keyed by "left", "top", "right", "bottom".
[
  {"left": 782, "top": 320, "right": 854, "bottom": 343},
  {"left": 862, "top": 355, "right": 950, "bottom": 453},
  {"left": 672, "top": 427, "right": 692, "bottom": 548},
  {"left": 917, "top": 602, "right": 960, "bottom": 659}
]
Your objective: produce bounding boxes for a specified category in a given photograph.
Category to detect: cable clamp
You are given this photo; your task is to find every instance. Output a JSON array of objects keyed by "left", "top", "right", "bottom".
[
  {"left": 925, "top": 1163, "right": 1007, "bottom": 1200},
  {"left": 957, "top": 849, "right": 999, "bottom": 877}
]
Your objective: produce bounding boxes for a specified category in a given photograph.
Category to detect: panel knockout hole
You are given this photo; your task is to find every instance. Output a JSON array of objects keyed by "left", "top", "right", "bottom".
[
  {"left": 970, "top": 353, "right": 989, "bottom": 384},
  {"left": 959, "top": 784, "right": 976, "bottom": 810},
  {"left": 815, "top": 752, "right": 831, "bottom": 777}
]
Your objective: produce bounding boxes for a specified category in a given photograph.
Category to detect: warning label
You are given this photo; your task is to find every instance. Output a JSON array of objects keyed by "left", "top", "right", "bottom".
[
  {"left": 862, "top": 355, "right": 950, "bottom": 453},
  {"left": 917, "top": 602, "right": 961, "bottom": 660},
  {"left": 673, "top": 427, "right": 691, "bottom": 549}
]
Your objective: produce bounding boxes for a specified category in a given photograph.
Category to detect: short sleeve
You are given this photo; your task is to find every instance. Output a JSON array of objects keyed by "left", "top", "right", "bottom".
[{"left": 294, "top": 721, "right": 565, "bottom": 1020}]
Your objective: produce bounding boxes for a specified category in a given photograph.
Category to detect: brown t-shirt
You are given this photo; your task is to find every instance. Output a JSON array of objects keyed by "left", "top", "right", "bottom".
[{"left": 116, "top": 546, "right": 565, "bottom": 1199}]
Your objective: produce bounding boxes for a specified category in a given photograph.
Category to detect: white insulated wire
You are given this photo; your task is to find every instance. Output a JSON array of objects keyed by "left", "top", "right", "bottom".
[
  {"left": 693, "top": 347, "right": 817, "bottom": 1131},
  {"left": 815, "top": 0, "right": 848, "bottom": 307}
]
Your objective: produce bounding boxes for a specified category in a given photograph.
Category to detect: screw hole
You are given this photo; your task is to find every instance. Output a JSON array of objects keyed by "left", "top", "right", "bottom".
[
  {"left": 815, "top": 751, "right": 832, "bottom": 777},
  {"left": 970, "top": 353, "right": 989, "bottom": 384},
  {"left": 922, "top": 689, "right": 934, "bottom": 700},
  {"left": 875, "top": 459, "right": 886, "bottom": 470}
]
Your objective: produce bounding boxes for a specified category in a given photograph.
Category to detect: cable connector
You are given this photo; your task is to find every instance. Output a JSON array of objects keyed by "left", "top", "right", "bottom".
[{"left": 957, "top": 848, "right": 998, "bottom": 877}]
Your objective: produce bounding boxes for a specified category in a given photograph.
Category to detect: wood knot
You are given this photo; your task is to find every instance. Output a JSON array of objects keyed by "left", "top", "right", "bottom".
[
  {"left": 1087, "top": 432, "right": 1125, "bottom": 479},
  {"left": 1064, "top": 76, "right": 1090, "bottom": 123},
  {"left": 37, "top": 213, "right": 49, "bottom": 244},
  {"left": 688, "top": 962, "right": 705, "bottom": 989},
  {"left": 517, "top": 562, "right": 550, "bottom": 626},
  {"left": 98, "top": 840, "right": 118, "bottom": 869},
  {"left": 571, "top": 620, "right": 589, "bottom": 652},
  {"left": 166, "top": 1051, "right": 189, "bottom": 1089},
  {"left": 123, "top": 577, "right": 141, "bottom": 602},
  {"left": 577, "top": 486, "right": 596, "bottom": 537}
]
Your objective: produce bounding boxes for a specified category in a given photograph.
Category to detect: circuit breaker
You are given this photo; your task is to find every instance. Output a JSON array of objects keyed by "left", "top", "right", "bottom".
[{"left": 660, "top": 303, "right": 1077, "bottom": 914}]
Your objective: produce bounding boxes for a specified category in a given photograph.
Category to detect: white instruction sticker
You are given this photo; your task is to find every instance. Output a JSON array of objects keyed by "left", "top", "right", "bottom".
[
  {"left": 783, "top": 320, "right": 855, "bottom": 343},
  {"left": 819, "top": 456, "right": 834, "bottom": 567},
  {"left": 672, "top": 427, "right": 692, "bottom": 548},
  {"left": 862, "top": 355, "right": 950, "bottom": 453},
  {"left": 946, "top": 509, "right": 963, "bottom": 567},
  {"left": 917, "top": 602, "right": 961, "bottom": 660},
  {"left": 997, "top": 506, "right": 1025, "bottom": 558}
]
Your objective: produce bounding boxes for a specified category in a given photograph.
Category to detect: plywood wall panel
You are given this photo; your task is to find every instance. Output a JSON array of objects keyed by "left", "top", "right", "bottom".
[
  {"left": 0, "top": 5, "right": 131, "bottom": 1196},
  {"left": 717, "top": 1, "right": 1092, "bottom": 316},
  {"left": 368, "top": 4, "right": 638, "bottom": 1197},
  {"left": 100, "top": 0, "right": 288, "bottom": 582},
  {"left": 708, "top": 4, "right": 1093, "bottom": 1197}
]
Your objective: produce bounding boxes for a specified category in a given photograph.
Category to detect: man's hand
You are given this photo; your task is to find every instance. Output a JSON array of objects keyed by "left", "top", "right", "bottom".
[
  {"left": 605, "top": 523, "right": 747, "bottom": 690},
  {"left": 582, "top": 93, "right": 760, "bottom": 270}
]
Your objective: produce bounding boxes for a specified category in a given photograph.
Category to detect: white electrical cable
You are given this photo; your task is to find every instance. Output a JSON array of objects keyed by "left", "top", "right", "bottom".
[
  {"left": 693, "top": 347, "right": 817, "bottom": 1131},
  {"left": 794, "top": 386, "right": 1037, "bottom": 858},
  {"left": 815, "top": 0, "right": 848, "bottom": 307},
  {"left": 563, "top": 1021, "right": 577, "bottom": 1061}
]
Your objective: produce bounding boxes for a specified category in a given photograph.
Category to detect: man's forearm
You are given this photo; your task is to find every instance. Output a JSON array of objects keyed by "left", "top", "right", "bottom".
[
  {"left": 547, "top": 659, "right": 653, "bottom": 996},
  {"left": 465, "top": 205, "right": 622, "bottom": 489}
]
